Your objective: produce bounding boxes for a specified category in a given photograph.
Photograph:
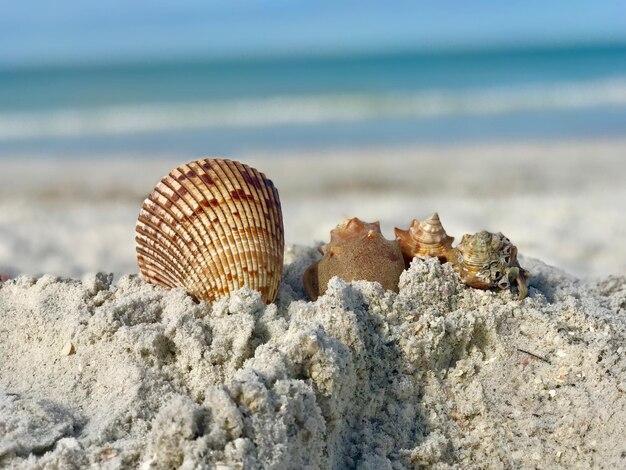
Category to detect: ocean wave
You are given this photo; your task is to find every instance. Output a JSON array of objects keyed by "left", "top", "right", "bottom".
[{"left": 2, "top": 78, "right": 626, "bottom": 140}]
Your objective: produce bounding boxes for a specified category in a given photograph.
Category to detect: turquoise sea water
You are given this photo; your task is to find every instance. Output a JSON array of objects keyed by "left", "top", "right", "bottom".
[{"left": 1, "top": 44, "right": 626, "bottom": 156}]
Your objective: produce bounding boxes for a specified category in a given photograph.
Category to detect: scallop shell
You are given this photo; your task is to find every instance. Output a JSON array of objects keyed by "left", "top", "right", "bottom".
[
  {"left": 451, "top": 230, "right": 528, "bottom": 300},
  {"left": 303, "top": 217, "right": 405, "bottom": 300},
  {"left": 394, "top": 212, "right": 454, "bottom": 266},
  {"left": 135, "top": 158, "right": 284, "bottom": 304}
]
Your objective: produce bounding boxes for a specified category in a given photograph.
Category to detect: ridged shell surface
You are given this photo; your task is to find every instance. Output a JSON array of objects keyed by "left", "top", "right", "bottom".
[
  {"left": 135, "top": 158, "right": 284, "bottom": 303},
  {"left": 451, "top": 230, "right": 528, "bottom": 299},
  {"left": 394, "top": 212, "right": 454, "bottom": 265}
]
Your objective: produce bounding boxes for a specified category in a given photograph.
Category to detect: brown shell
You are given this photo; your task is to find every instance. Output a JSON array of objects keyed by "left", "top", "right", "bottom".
[
  {"left": 323, "top": 218, "right": 382, "bottom": 254},
  {"left": 135, "top": 158, "right": 284, "bottom": 304},
  {"left": 303, "top": 217, "right": 405, "bottom": 300},
  {"left": 451, "top": 230, "right": 528, "bottom": 300},
  {"left": 394, "top": 212, "right": 454, "bottom": 266}
]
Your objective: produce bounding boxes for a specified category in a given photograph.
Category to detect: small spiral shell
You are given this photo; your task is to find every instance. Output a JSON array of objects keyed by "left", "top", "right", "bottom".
[
  {"left": 135, "top": 158, "right": 284, "bottom": 303},
  {"left": 394, "top": 212, "right": 454, "bottom": 266},
  {"left": 451, "top": 230, "right": 528, "bottom": 300}
]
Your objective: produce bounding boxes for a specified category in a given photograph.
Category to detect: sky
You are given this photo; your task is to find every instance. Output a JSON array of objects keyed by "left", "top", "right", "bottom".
[{"left": 1, "top": 0, "right": 626, "bottom": 65}]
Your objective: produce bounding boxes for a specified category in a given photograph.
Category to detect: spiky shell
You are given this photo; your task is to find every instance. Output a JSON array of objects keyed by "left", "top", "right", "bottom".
[
  {"left": 135, "top": 158, "right": 284, "bottom": 304},
  {"left": 394, "top": 212, "right": 454, "bottom": 266},
  {"left": 451, "top": 230, "right": 528, "bottom": 300},
  {"left": 303, "top": 217, "right": 405, "bottom": 300},
  {"left": 323, "top": 218, "right": 381, "bottom": 253}
]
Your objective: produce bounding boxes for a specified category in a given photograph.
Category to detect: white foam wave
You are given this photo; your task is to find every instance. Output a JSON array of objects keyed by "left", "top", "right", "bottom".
[{"left": 2, "top": 78, "right": 626, "bottom": 141}]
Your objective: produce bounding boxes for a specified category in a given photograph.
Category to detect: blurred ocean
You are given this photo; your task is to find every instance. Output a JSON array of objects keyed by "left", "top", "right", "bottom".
[{"left": 1, "top": 44, "right": 626, "bottom": 156}]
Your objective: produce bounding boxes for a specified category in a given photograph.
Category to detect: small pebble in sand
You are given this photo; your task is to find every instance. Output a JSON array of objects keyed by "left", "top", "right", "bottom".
[{"left": 61, "top": 341, "right": 76, "bottom": 356}]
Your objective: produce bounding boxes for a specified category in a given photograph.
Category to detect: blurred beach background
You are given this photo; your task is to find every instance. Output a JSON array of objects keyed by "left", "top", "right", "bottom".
[{"left": 0, "top": 0, "right": 625, "bottom": 279}]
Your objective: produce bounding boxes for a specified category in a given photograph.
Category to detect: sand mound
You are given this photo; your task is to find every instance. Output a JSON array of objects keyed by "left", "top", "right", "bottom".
[{"left": 1, "top": 247, "right": 625, "bottom": 469}]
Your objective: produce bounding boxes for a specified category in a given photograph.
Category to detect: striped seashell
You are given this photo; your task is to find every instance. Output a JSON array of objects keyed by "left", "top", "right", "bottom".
[
  {"left": 394, "top": 212, "right": 454, "bottom": 266},
  {"left": 135, "top": 158, "right": 284, "bottom": 304},
  {"left": 451, "top": 230, "right": 528, "bottom": 300}
]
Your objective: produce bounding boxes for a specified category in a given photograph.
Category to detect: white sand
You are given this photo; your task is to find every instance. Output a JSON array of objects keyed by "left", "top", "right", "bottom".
[
  {"left": 1, "top": 139, "right": 625, "bottom": 468},
  {"left": 0, "top": 139, "right": 625, "bottom": 279},
  {"left": 1, "top": 250, "right": 625, "bottom": 468}
]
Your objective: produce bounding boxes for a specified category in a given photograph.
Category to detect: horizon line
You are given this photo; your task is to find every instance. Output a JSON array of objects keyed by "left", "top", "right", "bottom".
[{"left": 2, "top": 38, "right": 626, "bottom": 71}]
